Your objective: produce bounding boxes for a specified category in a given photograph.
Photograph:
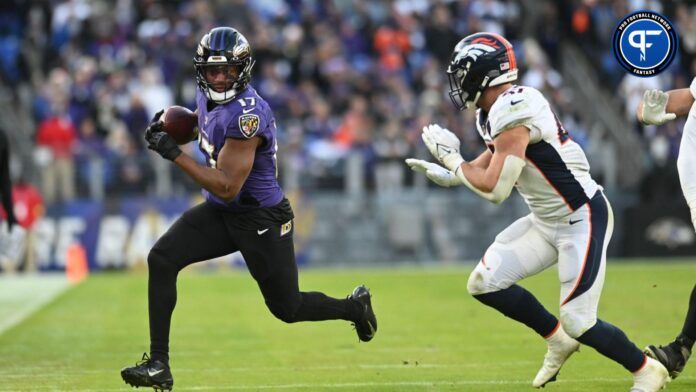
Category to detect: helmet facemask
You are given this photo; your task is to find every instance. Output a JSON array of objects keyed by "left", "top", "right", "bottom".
[
  {"left": 194, "top": 57, "right": 255, "bottom": 103},
  {"left": 447, "top": 62, "right": 489, "bottom": 110},
  {"left": 193, "top": 27, "right": 255, "bottom": 104}
]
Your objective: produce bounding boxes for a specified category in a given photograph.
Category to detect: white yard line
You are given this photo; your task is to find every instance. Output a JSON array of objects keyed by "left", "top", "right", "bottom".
[
  {"left": 0, "top": 361, "right": 537, "bottom": 377},
  {"left": 2, "top": 376, "right": 695, "bottom": 391},
  {"left": 0, "top": 274, "right": 70, "bottom": 336}
]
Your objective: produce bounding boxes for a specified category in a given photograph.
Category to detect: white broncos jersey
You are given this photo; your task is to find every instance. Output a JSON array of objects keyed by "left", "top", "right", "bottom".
[{"left": 475, "top": 85, "right": 599, "bottom": 220}]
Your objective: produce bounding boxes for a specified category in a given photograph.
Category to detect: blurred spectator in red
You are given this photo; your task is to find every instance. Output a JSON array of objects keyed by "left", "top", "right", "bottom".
[
  {"left": 35, "top": 109, "right": 77, "bottom": 204},
  {"left": 334, "top": 96, "right": 370, "bottom": 148},
  {"left": 2, "top": 176, "right": 44, "bottom": 230},
  {"left": 0, "top": 174, "right": 43, "bottom": 272},
  {"left": 571, "top": 3, "right": 591, "bottom": 36},
  {"left": 374, "top": 22, "right": 410, "bottom": 72}
]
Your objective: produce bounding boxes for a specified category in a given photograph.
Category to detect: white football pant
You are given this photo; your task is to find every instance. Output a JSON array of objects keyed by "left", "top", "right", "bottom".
[{"left": 467, "top": 191, "right": 613, "bottom": 338}]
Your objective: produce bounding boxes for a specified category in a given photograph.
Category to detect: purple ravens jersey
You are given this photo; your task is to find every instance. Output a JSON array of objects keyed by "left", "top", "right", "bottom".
[{"left": 195, "top": 86, "right": 283, "bottom": 212}]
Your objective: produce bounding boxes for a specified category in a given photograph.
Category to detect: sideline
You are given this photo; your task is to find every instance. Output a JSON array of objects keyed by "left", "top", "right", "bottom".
[{"left": 0, "top": 274, "right": 71, "bottom": 336}]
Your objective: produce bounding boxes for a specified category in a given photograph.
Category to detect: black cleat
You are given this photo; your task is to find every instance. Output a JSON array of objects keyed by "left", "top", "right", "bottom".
[
  {"left": 645, "top": 342, "right": 691, "bottom": 379},
  {"left": 349, "top": 285, "right": 377, "bottom": 342},
  {"left": 121, "top": 353, "right": 174, "bottom": 391}
]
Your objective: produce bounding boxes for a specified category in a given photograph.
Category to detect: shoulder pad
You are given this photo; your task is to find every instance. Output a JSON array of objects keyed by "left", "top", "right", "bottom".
[
  {"left": 488, "top": 86, "right": 545, "bottom": 138},
  {"left": 222, "top": 104, "right": 264, "bottom": 139}
]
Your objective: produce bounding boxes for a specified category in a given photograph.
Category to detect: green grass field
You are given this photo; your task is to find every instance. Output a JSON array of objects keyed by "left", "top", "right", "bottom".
[{"left": 0, "top": 261, "right": 695, "bottom": 391}]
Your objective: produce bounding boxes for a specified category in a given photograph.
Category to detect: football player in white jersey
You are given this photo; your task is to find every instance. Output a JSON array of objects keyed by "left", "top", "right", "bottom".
[
  {"left": 636, "top": 81, "right": 696, "bottom": 380},
  {"left": 407, "top": 32, "right": 670, "bottom": 391}
]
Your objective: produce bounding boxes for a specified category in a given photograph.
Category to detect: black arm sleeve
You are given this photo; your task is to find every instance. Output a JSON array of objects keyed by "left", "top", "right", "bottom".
[{"left": 0, "top": 129, "right": 16, "bottom": 227}]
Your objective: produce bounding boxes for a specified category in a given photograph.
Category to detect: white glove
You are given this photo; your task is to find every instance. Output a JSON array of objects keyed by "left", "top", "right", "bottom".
[
  {"left": 421, "top": 124, "right": 465, "bottom": 172},
  {"left": 640, "top": 89, "right": 677, "bottom": 125},
  {"left": 405, "top": 158, "right": 462, "bottom": 187}
]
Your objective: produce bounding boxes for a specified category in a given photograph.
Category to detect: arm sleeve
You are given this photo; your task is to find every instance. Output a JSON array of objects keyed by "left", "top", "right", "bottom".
[
  {"left": 454, "top": 155, "right": 526, "bottom": 204},
  {"left": 690, "top": 77, "right": 696, "bottom": 100}
]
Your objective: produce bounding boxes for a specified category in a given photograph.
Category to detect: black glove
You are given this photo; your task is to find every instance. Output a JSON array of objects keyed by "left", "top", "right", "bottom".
[
  {"left": 145, "top": 110, "right": 182, "bottom": 161},
  {"left": 150, "top": 109, "right": 164, "bottom": 124},
  {"left": 144, "top": 109, "right": 164, "bottom": 141}
]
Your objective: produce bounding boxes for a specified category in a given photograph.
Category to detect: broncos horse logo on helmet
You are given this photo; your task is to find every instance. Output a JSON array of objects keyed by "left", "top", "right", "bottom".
[
  {"left": 194, "top": 27, "right": 256, "bottom": 104},
  {"left": 447, "top": 32, "right": 518, "bottom": 110}
]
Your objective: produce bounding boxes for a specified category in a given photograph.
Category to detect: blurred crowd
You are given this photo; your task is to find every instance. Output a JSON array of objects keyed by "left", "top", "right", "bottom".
[
  {"left": 559, "top": 0, "right": 696, "bottom": 201},
  {"left": 0, "top": 0, "right": 622, "bottom": 204}
]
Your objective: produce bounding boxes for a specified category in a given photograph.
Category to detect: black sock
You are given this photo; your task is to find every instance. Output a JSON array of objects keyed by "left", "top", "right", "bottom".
[
  {"left": 148, "top": 251, "right": 179, "bottom": 364},
  {"left": 473, "top": 285, "right": 558, "bottom": 337},
  {"left": 292, "top": 292, "right": 360, "bottom": 322},
  {"left": 576, "top": 319, "right": 645, "bottom": 372},
  {"left": 680, "top": 284, "right": 696, "bottom": 344}
]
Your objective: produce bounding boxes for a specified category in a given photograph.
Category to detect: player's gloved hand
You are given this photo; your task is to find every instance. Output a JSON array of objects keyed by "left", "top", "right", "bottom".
[
  {"left": 144, "top": 109, "right": 164, "bottom": 142},
  {"left": 405, "top": 158, "right": 462, "bottom": 187},
  {"left": 144, "top": 109, "right": 165, "bottom": 135},
  {"left": 145, "top": 110, "right": 181, "bottom": 161},
  {"left": 640, "top": 89, "right": 677, "bottom": 125},
  {"left": 421, "top": 124, "right": 465, "bottom": 172},
  {"left": 146, "top": 129, "right": 181, "bottom": 161},
  {"left": 150, "top": 109, "right": 164, "bottom": 123}
]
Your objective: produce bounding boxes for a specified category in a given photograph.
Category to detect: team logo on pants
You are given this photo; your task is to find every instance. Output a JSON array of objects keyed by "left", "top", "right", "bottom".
[
  {"left": 280, "top": 220, "right": 292, "bottom": 236},
  {"left": 612, "top": 11, "right": 677, "bottom": 77}
]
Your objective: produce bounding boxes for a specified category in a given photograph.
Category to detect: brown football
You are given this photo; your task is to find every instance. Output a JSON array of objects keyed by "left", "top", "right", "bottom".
[{"left": 161, "top": 106, "right": 198, "bottom": 145}]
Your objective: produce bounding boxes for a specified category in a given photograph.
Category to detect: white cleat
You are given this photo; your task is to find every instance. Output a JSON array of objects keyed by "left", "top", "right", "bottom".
[
  {"left": 533, "top": 325, "right": 580, "bottom": 388},
  {"left": 630, "top": 356, "right": 670, "bottom": 392}
]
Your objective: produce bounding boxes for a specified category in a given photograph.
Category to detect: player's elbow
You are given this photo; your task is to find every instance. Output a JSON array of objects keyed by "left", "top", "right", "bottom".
[
  {"left": 478, "top": 177, "right": 498, "bottom": 194},
  {"left": 486, "top": 191, "right": 508, "bottom": 205},
  {"left": 220, "top": 194, "right": 236, "bottom": 203},
  {"left": 478, "top": 183, "right": 495, "bottom": 193},
  {"left": 488, "top": 195, "right": 505, "bottom": 205},
  {"left": 486, "top": 182, "right": 514, "bottom": 204},
  {"left": 217, "top": 182, "right": 241, "bottom": 202},
  {"left": 484, "top": 155, "right": 524, "bottom": 204},
  {"left": 219, "top": 191, "right": 238, "bottom": 203}
]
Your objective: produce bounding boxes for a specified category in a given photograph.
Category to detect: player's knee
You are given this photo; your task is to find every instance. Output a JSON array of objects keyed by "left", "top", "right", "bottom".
[
  {"left": 147, "top": 248, "right": 177, "bottom": 274},
  {"left": 467, "top": 268, "right": 488, "bottom": 296},
  {"left": 467, "top": 264, "right": 502, "bottom": 296},
  {"left": 266, "top": 300, "right": 299, "bottom": 323},
  {"left": 467, "top": 255, "right": 512, "bottom": 296},
  {"left": 559, "top": 310, "right": 596, "bottom": 338},
  {"left": 147, "top": 248, "right": 166, "bottom": 269}
]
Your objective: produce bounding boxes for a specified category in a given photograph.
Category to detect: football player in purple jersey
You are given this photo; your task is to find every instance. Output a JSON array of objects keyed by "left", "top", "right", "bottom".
[{"left": 121, "top": 27, "right": 377, "bottom": 391}]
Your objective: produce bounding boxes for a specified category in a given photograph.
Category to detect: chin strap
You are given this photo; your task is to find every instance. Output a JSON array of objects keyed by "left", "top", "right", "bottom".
[
  {"left": 454, "top": 155, "right": 526, "bottom": 204},
  {"left": 207, "top": 87, "right": 239, "bottom": 103}
]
